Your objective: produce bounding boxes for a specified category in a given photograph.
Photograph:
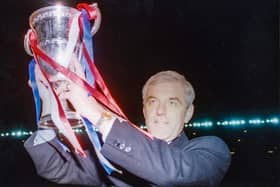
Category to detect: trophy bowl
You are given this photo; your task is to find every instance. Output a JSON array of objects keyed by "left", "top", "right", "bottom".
[{"left": 29, "top": 5, "right": 82, "bottom": 74}]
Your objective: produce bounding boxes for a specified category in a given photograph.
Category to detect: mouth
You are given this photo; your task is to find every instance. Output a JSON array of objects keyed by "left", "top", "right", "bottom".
[{"left": 154, "top": 119, "right": 169, "bottom": 125}]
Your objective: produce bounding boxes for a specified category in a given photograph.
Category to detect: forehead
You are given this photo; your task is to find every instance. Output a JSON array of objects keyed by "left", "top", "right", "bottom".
[{"left": 145, "top": 81, "right": 185, "bottom": 99}]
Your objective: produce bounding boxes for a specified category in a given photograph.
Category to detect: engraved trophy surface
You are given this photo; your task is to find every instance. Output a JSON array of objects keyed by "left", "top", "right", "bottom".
[
  {"left": 30, "top": 6, "right": 81, "bottom": 75},
  {"left": 25, "top": 4, "right": 101, "bottom": 129}
]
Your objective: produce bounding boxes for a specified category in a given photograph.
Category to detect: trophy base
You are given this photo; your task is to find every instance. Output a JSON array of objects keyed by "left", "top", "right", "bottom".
[{"left": 38, "top": 112, "right": 83, "bottom": 129}]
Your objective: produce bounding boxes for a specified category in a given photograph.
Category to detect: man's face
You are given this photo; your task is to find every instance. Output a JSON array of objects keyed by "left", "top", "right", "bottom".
[{"left": 143, "top": 81, "right": 189, "bottom": 142}]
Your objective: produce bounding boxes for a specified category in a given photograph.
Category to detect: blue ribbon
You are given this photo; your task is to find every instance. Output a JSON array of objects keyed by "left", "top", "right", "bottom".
[
  {"left": 80, "top": 9, "right": 95, "bottom": 86},
  {"left": 80, "top": 10, "right": 113, "bottom": 174},
  {"left": 28, "top": 59, "right": 41, "bottom": 124},
  {"left": 82, "top": 117, "right": 113, "bottom": 174}
]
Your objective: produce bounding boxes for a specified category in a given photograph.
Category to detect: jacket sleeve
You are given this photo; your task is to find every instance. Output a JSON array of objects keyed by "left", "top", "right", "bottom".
[
  {"left": 24, "top": 132, "right": 105, "bottom": 187},
  {"left": 101, "top": 119, "right": 231, "bottom": 187}
]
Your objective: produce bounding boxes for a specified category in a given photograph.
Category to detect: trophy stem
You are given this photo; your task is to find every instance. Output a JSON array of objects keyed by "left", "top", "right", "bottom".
[{"left": 38, "top": 112, "right": 83, "bottom": 129}]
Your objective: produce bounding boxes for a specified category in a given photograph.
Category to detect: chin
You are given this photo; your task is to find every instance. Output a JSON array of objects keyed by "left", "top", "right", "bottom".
[{"left": 153, "top": 134, "right": 169, "bottom": 141}]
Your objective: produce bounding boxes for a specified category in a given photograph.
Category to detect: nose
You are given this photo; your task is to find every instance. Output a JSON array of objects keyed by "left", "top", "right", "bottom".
[{"left": 156, "top": 102, "right": 166, "bottom": 116}]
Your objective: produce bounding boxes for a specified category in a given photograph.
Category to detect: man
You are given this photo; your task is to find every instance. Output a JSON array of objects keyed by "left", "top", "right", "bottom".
[{"left": 24, "top": 65, "right": 231, "bottom": 186}]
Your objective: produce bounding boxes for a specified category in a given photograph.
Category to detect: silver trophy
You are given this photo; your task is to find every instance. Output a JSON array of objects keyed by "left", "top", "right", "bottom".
[{"left": 24, "top": 3, "right": 101, "bottom": 129}]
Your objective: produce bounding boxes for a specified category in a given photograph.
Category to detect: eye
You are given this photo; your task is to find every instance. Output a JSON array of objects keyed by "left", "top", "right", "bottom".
[
  {"left": 147, "top": 98, "right": 156, "bottom": 105},
  {"left": 169, "top": 100, "right": 178, "bottom": 106}
]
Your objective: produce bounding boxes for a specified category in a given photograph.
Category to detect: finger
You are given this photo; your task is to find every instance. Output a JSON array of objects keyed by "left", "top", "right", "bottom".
[
  {"left": 34, "top": 66, "right": 47, "bottom": 89},
  {"left": 54, "top": 81, "right": 71, "bottom": 96},
  {"left": 28, "top": 80, "right": 32, "bottom": 88},
  {"left": 34, "top": 64, "right": 50, "bottom": 87}
]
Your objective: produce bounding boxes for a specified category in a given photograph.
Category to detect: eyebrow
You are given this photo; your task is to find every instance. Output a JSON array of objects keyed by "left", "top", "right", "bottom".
[
  {"left": 145, "top": 96, "right": 183, "bottom": 105},
  {"left": 146, "top": 96, "right": 156, "bottom": 101}
]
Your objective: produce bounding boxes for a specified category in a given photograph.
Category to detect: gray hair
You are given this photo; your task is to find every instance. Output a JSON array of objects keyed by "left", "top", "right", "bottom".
[{"left": 142, "top": 71, "right": 195, "bottom": 106}]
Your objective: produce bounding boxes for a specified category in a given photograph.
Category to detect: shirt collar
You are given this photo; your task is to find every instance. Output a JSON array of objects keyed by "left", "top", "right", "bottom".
[{"left": 168, "top": 132, "right": 189, "bottom": 149}]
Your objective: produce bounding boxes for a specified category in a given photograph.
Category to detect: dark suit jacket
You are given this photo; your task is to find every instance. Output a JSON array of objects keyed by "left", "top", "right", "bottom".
[{"left": 24, "top": 119, "right": 231, "bottom": 186}]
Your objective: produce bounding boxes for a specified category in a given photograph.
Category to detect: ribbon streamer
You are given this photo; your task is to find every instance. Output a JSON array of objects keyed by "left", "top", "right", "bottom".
[{"left": 28, "top": 3, "right": 154, "bottom": 175}]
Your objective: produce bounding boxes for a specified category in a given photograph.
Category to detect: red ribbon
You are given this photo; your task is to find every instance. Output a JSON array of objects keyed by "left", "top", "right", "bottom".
[
  {"left": 77, "top": 3, "right": 97, "bottom": 20},
  {"left": 27, "top": 8, "right": 153, "bottom": 144},
  {"left": 31, "top": 42, "right": 86, "bottom": 157}
]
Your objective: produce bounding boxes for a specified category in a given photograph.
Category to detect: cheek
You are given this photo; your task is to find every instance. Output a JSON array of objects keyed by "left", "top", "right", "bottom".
[
  {"left": 144, "top": 106, "right": 155, "bottom": 117},
  {"left": 167, "top": 108, "right": 185, "bottom": 122}
]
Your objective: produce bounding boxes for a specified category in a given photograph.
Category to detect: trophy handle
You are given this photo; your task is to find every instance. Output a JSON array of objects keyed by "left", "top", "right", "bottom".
[
  {"left": 89, "top": 3, "right": 102, "bottom": 36},
  {"left": 24, "top": 29, "right": 33, "bottom": 56}
]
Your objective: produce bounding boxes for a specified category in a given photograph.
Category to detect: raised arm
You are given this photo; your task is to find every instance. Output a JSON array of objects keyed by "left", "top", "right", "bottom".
[
  {"left": 101, "top": 119, "right": 231, "bottom": 187},
  {"left": 24, "top": 130, "right": 105, "bottom": 186}
]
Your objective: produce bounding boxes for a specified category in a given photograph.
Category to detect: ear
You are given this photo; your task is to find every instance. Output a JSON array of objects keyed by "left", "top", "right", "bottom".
[{"left": 184, "top": 104, "right": 194, "bottom": 123}]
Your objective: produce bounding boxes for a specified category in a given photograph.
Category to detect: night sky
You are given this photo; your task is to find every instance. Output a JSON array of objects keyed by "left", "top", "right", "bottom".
[{"left": 0, "top": 0, "right": 278, "bottom": 129}]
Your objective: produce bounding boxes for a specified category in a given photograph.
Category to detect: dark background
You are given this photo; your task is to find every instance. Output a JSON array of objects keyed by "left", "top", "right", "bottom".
[
  {"left": 0, "top": 0, "right": 278, "bottom": 126},
  {"left": 0, "top": 0, "right": 279, "bottom": 186}
]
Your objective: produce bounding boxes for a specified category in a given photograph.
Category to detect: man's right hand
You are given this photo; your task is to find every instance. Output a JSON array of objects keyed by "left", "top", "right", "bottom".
[{"left": 55, "top": 58, "right": 105, "bottom": 126}]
